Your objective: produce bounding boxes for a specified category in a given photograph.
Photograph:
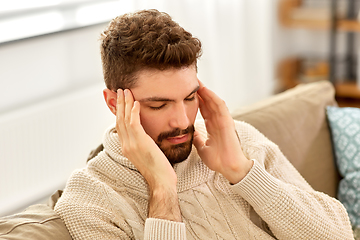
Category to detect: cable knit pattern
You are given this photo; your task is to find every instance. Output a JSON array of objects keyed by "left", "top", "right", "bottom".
[{"left": 55, "top": 120, "right": 354, "bottom": 239}]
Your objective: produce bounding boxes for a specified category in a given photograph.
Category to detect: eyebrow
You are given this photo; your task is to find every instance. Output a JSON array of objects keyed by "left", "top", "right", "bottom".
[{"left": 139, "top": 85, "right": 200, "bottom": 103}]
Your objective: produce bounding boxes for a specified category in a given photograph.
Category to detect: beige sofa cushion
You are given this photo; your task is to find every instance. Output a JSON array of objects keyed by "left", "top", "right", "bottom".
[
  {"left": 231, "top": 81, "right": 339, "bottom": 197},
  {"left": 0, "top": 191, "right": 71, "bottom": 240}
]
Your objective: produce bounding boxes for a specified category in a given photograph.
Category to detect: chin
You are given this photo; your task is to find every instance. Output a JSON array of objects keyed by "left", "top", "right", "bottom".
[{"left": 162, "top": 140, "right": 193, "bottom": 165}]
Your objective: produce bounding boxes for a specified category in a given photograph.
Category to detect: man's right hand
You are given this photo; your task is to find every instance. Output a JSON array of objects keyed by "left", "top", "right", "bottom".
[{"left": 116, "top": 89, "right": 181, "bottom": 222}]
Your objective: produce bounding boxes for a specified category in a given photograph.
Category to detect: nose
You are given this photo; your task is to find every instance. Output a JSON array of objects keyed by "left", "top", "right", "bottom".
[{"left": 169, "top": 103, "right": 190, "bottom": 130}]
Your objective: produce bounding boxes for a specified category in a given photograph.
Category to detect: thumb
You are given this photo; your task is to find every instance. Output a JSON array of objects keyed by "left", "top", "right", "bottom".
[{"left": 193, "top": 130, "right": 205, "bottom": 153}]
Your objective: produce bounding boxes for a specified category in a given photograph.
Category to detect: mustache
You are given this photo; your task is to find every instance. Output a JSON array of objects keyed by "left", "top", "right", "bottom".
[{"left": 157, "top": 125, "right": 195, "bottom": 143}]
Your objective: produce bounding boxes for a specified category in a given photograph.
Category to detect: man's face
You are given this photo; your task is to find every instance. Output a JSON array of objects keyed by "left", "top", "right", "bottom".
[{"left": 130, "top": 66, "right": 199, "bottom": 165}]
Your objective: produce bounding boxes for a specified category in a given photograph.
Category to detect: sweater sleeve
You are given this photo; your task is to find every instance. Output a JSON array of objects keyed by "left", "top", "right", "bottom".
[
  {"left": 55, "top": 170, "right": 134, "bottom": 240},
  {"left": 231, "top": 121, "right": 354, "bottom": 240},
  {"left": 144, "top": 218, "right": 186, "bottom": 240}
]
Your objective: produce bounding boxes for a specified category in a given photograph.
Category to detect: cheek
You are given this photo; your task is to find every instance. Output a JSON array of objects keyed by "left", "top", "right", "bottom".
[{"left": 139, "top": 110, "right": 164, "bottom": 140}]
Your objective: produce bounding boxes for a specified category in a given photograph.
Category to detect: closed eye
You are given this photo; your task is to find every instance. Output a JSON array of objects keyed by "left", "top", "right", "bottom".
[
  {"left": 185, "top": 95, "right": 196, "bottom": 101},
  {"left": 149, "top": 104, "right": 166, "bottom": 110}
]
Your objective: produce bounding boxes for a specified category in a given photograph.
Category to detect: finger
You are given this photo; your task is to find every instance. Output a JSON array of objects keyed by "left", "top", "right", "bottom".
[
  {"left": 197, "top": 80, "right": 213, "bottom": 118},
  {"left": 124, "top": 89, "right": 134, "bottom": 127},
  {"left": 193, "top": 130, "right": 207, "bottom": 160},
  {"left": 193, "top": 130, "right": 206, "bottom": 154},
  {"left": 116, "top": 89, "right": 125, "bottom": 119},
  {"left": 116, "top": 89, "right": 127, "bottom": 142},
  {"left": 197, "top": 86, "right": 228, "bottom": 116},
  {"left": 197, "top": 93, "right": 211, "bottom": 119},
  {"left": 197, "top": 86, "right": 223, "bottom": 110},
  {"left": 129, "top": 101, "right": 142, "bottom": 135},
  {"left": 198, "top": 79, "right": 205, "bottom": 89}
]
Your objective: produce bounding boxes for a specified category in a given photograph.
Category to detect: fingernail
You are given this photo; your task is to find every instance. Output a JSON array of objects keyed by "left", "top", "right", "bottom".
[
  {"left": 117, "top": 89, "right": 122, "bottom": 96},
  {"left": 124, "top": 89, "right": 129, "bottom": 96}
]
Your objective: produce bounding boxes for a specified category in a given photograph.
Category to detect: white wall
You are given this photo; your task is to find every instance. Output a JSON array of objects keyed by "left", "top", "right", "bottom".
[
  {"left": 0, "top": 84, "right": 114, "bottom": 216},
  {"left": 0, "top": 24, "right": 115, "bottom": 216},
  {"left": 0, "top": 24, "right": 107, "bottom": 113}
]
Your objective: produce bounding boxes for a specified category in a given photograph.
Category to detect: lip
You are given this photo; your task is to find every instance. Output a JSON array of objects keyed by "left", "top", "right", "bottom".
[{"left": 166, "top": 134, "right": 189, "bottom": 145}]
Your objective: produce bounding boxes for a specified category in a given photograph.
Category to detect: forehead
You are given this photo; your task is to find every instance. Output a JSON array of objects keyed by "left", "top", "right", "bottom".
[{"left": 131, "top": 67, "right": 199, "bottom": 99}]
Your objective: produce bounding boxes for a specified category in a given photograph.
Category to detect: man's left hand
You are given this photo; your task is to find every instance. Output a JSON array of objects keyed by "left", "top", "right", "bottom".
[{"left": 193, "top": 81, "right": 253, "bottom": 184}]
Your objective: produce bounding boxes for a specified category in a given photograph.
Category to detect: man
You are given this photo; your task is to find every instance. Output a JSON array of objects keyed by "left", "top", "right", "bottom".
[{"left": 55, "top": 9, "right": 353, "bottom": 239}]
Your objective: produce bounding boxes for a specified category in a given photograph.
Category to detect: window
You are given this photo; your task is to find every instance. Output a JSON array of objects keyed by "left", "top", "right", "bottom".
[{"left": 0, "top": 0, "right": 133, "bottom": 44}]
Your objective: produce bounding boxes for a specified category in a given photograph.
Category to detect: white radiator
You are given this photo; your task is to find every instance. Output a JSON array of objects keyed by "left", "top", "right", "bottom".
[{"left": 0, "top": 84, "right": 114, "bottom": 216}]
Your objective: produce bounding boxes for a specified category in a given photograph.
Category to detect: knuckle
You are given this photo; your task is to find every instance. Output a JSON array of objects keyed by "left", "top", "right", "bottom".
[
  {"left": 124, "top": 116, "right": 131, "bottom": 126},
  {"left": 218, "top": 99, "right": 226, "bottom": 107},
  {"left": 129, "top": 120, "right": 137, "bottom": 129}
]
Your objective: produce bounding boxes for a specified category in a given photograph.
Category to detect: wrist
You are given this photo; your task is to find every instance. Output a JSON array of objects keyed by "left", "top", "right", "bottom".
[
  {"left": 149, "top": 185, "right": 182, "bottom": 222},
  {"left": 146, "top": 172, "right": 178, "bottom": 191},
  {"left": 149, "top": 182, "right": 177, "bottom": 196},
  {"left": 225, "top": 158, "right": 254, "bottom": 185}
]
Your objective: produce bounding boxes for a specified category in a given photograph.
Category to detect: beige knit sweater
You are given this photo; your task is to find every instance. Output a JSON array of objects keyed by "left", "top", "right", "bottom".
[{"left": 55, "top": 120, "right": 354, "bottom": 239}]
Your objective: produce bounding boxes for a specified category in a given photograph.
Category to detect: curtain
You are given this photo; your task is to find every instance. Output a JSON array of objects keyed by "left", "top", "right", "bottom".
[{"left": 131, "top": 0, "right": 275, "bottom": 112}]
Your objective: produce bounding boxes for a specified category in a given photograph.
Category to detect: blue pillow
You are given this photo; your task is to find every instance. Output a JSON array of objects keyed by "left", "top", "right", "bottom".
[{"left": 327, "top": 106, "right": 360, "bottom": 227}]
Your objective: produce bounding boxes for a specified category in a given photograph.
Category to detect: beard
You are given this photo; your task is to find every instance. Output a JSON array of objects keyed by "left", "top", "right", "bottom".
[{"left": 155, "top": 125, "right": 195, "bottom": 165}]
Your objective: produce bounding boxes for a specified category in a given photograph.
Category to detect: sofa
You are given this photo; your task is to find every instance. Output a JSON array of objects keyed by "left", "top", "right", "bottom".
[{"left": 0, "top": 80, "right": 348, "bottom": 239}]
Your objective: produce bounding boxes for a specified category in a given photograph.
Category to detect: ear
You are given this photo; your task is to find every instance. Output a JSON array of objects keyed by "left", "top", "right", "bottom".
[{"left": 103, "top": 89, "right": 117, "bottom": 115}]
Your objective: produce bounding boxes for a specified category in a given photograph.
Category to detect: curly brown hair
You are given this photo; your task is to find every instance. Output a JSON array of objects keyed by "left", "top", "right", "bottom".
[{"left": 100, "top": 9, "right": 202, "bottom": 91}]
